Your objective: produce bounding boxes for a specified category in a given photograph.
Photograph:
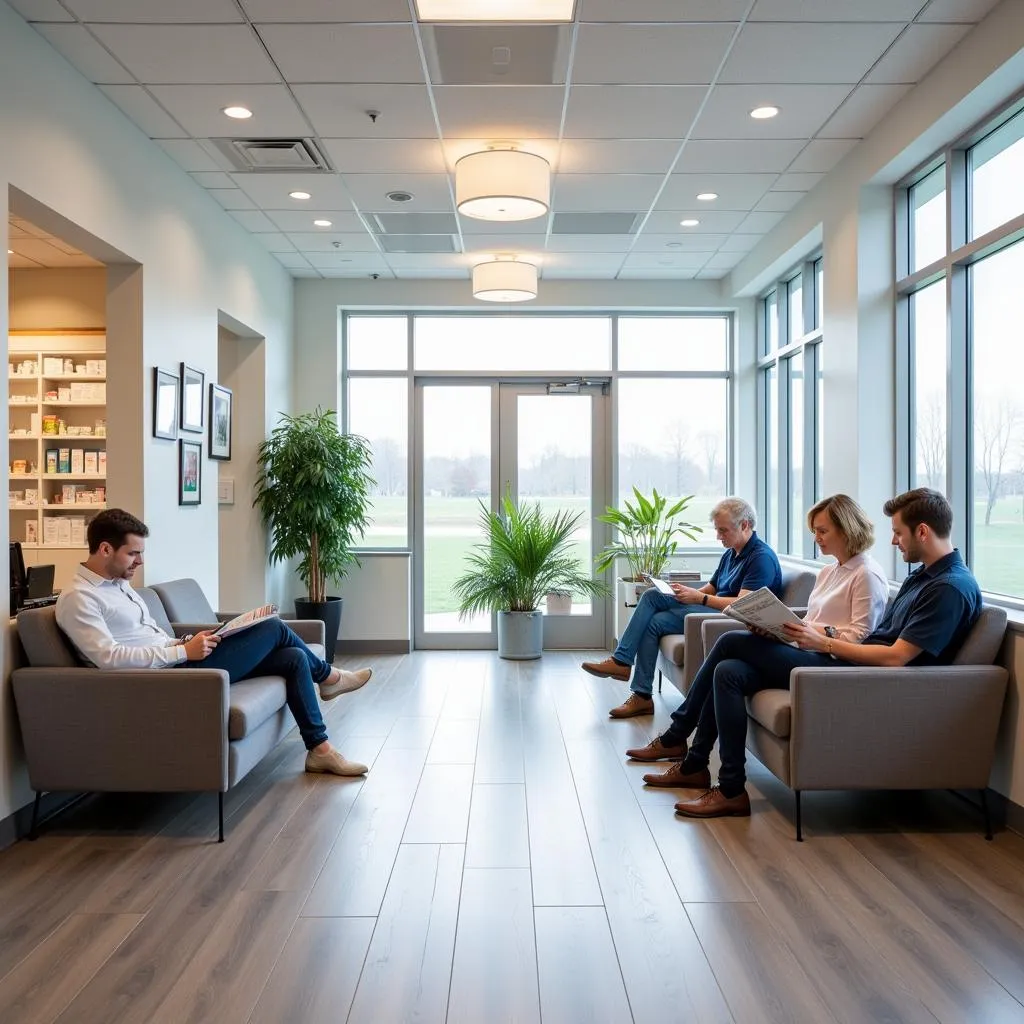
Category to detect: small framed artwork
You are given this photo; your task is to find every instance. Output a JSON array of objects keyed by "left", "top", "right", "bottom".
[
  {"left": 209, "top": 383, "right": 233, "bottom": 461},
  {"left": 153, "top": 367, "right": 178, "bottom": 440},
  {"left": 180, "top": 363, "right": 205, "bottom": 434},
  {"left": 178, "top": 439, "right": 202, "bottom": 506}
]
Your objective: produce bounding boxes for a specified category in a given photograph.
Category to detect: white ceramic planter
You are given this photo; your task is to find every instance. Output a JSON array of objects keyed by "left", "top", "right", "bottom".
[
  {"left": 544, "top": 591, "right": 572, "bottom": 615},
  {"left": 614, "top": 577, "right": 650, "bottom": 642},
  {"left": 497, "top": 610, "right": 544, "bottom": 660}
]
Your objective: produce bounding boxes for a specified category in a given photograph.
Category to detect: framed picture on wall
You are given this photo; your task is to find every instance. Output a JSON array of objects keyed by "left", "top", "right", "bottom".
[
  {"left": 180, "top": 363, "right": 205, "bottom": 433},
  {"left": 153, "top": 367, "right": 178, "bottom": 440},
  {"left": 209, "top": 383, "right": 232, "bottom": 461},
  {"left": 178, "top": 439, "right": 202, "bottom": 506}
]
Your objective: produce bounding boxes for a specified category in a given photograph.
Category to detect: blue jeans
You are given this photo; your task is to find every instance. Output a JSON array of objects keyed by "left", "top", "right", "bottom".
[
  {"left": 675, "top": 631, "right": 840, "bottom": 794},
  {"left": 178, "top": 617, "right": 332, "bottom": 750},
  {"left": 614, "top": 587, "right": 702, "bottom": 697}
]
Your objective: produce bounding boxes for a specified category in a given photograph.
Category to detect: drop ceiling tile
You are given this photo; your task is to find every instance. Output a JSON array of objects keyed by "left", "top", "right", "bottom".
[
  {"left": 721, "top": 23, "right": 902, "bottom": 84},
  {"left": 293, "top": 84, "right": 436, "bottom": 138},
  {"left": 434, "top": 86, "right": 563, "bottom": 138},
  {"left": 462, "top": 234, "right": 547, "bottom": 252},
  {"left": 273, "top": 253, "right": 314, "bottom": 270},
  {"left": 287, "top": 232, "right": 381, "bottom": 253},
  {"left": 676, "top": 140, "right": 805, "bottom": 174},
  {"left": 242, "top": 0, "right": 411, "bottom": 20},
  {"left": 230, "top": 173, "right": 355, "bottom": 209},
  {"left": 265, "top": 210, "right": 366, "bottom": 233},
  {"left": 340, "top": 173, "right": 453, "bottom": 211},
  {"left": 251, "top": 233, "right": 296, "bottom": 253},
  {"left": 323, "top": 139, "right": 447, "bottom": 173},
  {"left": 259, "top": 24, "right": 423, "bottom": 84},
  {"left": 750, "top": 0, "right": 923, "bottom": 19},
  {"left": 696, "top": 269, "right": 727, "bottom": 279},
  {"left": 773, "top": 172, "right": 824, "bottom": 190},
  {"left": 148, "top": 84, "right": 312, "bottom": 138},
  {"left": 719, "top": 234, "right": 764, "bottom": 253},
  {"left": 753, "top": 191, "right": 805, "bottom": 213},
  {"left": 459, "top": 216, "right": 551, "bottom": 235},
  {"left": 553, "top": 174, "right": 662, "bottom": 211},
  {"left": 190, "top": 172, "right": 234, "bottom": 189},
  {"left": 290, "top": 268, "right": 322, "bottom": 277},
  {"left": 643, "top": 210, "right": 747, "bottom": 233},
  {"left": 6, "top": 0, "right": 74, "bottom": 21},
  {"left": 543, "top": 256, "right": 623, "bottom": 279},
  {"left": 543, "top": 234, "right": 634, "bottom": 253},
  {"left": 618, "top": 268, "right": 699, "bottom": 279},
  {"left": 306, "top": 250, "right": 389, "bottom": 268},
  {"left": 207, "top": 189, "right": 258, "bottom": 211},
  {"left": 656, "top": 173, "right": 777, "bottom": 210},
  {"left": 573, "top": 24, "right": 735, "bottom": 85},
  {"left": 735, "top": 211, "right": 785, "bottom": 233},
  {"left": 918, "top": 0, "right": 1001, "bottom": 22},
  {"left": 7, "top": 253, "right": 45, "bottom": 269},
  {"left": 556, "top": 140, "right": 680, "bottom": 174},
  {"left": 99, "top": 85, "right": 187, "bottom": 138},
  {"left": 865, "top": 24, "right": 970, "bottom": 84},
  {"left": 817, "top": 83, "right": 912, "bottom": 138},
  {"left": 383, "top": 253, "right": 469, "bottom": 270},
  {"left": 788, "top": 138, "right": 858, "bottom": 174},
  {"left": 622, "top": 251, "right": 711, "bottom": 270},
  {"left": 580, "top": 0, "right": 750, "bottom": 20},
  {"left": 64, "top": 0, "right": 243, "bottom": 21},
  {"left": 703, "top": 251, "right": 745, "bottom": 269},
  {"left": 11, "top": 239, "right": 96, "bottom": 266},
  {"left": 33, "top": 24, "right": 134, "bottom": 83},
  {"left": 631, "top": 233, "right": 729, "bottom": 252},
  {"left": 156, "top": 139, "right": 223, "bottom": 172},
  {"left": 691, "top": 84, "right": 853, "bottom": 141},
  {"left": 228, "top": 209, "right": 278, "bottom": 232},
  {"left": 393, "top": 269, "right": 467, "bottom": 279},
  {"left": 89, "top": 24, "right": 281, "bottom": 84},
  {"left": 564, "top": 86, "right": 703, "bottom": 139}
]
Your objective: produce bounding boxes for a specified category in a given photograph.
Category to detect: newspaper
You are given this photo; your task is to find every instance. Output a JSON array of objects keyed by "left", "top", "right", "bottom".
[
  {"left": 723, "top": 587, "right": 802, "bottom": 643},
  {"left": 642, "top": 574, "right": 675, "bottom": 596},
  {"left": 214, "top": 603, "right": 279, "bottom": 638}
]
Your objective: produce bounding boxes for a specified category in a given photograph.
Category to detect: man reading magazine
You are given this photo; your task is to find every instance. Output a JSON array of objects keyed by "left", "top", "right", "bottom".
[{"left": 56, "top": 509, "right": 373, "bottom": 777}]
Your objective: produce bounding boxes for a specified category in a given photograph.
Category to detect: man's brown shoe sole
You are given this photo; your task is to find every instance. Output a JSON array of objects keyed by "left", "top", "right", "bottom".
[
  {"left": 643, "top": 767, "right": 711, "bottom": 789},
  {"left": 582, "top": 662, "right": 631, "bottom": 682},
  {"left": 626, "top": 740, "right": 687, "bottom": 762},
  {"left": 609, "top": 699, "right": 654, "bottom": 718},
  {"left": 674, "top": 794, "right": 752, "bottom": 818}
]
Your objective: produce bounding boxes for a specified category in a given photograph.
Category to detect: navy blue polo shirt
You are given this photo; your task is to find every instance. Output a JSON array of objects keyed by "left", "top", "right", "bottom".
[
  {"left": 709, "top": 531, "right": 783, "bottom": 598},
  {"left": 862, "top": 549, "right": 981, "bottom": 666}
]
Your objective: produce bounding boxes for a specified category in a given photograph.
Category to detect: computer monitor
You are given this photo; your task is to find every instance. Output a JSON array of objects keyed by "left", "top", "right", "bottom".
[{"left": 9, "top": 542, "right": 27, "bottom": 612}]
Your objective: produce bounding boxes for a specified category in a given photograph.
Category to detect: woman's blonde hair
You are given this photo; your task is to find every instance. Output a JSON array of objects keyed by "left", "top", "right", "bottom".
[{"left": 806, "top": 494, "right": 875, "bottom": 556}]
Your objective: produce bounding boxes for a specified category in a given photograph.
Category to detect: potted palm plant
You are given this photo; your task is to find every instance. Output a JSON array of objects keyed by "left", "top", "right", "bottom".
[
  {"left": 453, "top": 493, "right": 608, "bottom": 659},
  {"left": 253, "top": 407, "right": 374, "bottom": 662}
]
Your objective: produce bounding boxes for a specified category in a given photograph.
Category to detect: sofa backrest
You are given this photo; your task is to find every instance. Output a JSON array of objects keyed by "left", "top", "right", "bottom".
[
  {"left": 952, "top": 606, "right": 1007, "bottom": 666},
  {"left": 780, "top": 568, "right": 816, "bottom": 607},
  {"left": 135, "top": 586, "right": 174, "bottom": 635},
  {"left": 17, "top": 606, "right": 85, "bottom": 667},
  {"left": 151, "top": 578, "right": 216, "bottom": 623}
]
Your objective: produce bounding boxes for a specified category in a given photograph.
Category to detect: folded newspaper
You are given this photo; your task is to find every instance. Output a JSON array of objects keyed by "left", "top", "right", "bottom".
[
  {"left": 214, "top": 603, "right": 279, "bottom": 638},
  {"left": 723, "top": 587, "right": 801, "bottom": 643}
]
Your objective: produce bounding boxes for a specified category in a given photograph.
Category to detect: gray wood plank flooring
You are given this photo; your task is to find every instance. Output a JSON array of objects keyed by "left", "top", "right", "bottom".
[{"left": 2, "top": 651, "right": 1023, "bottom": 1023}]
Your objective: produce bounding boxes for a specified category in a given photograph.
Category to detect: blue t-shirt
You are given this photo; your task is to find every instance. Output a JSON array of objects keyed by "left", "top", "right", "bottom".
[
  {"left": 862, "top": 549, "right": 981, "bottom": 666},
  {"left": 709, "top": 531, "right": 783, "bottom": 598}
]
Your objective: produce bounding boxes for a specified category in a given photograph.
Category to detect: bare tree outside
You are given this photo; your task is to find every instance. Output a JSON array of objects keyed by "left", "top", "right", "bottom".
[
  {"left": 975, "top": 397, "right": 1021, "bottom": 526},
  {"left": 698, "top": 430, "right": 721, "bottom": 492},
  {"left": 917, "top": 392, "right": 946, "bottom": 491}
]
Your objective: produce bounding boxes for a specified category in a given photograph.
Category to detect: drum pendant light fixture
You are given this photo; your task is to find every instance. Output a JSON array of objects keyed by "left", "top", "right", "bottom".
[
  {"left": 472, "top": 258, "right": 538, "bottom": 302},
  {"left": 456, "top": 149, "right": 550, "bottom": 222}
]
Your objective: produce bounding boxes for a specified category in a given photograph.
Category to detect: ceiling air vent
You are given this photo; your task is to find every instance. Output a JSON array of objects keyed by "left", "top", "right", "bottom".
[
  {"left": 379, "top": 234, "right": 457, "bottom": 254},
  {"left": 209, "top": 138, "right": 333, "bottom": 173}
]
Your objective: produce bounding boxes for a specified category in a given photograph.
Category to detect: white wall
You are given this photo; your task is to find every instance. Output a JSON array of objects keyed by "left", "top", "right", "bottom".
[{"left": 0, "top": 3, "right": 295, "bottom": 824}]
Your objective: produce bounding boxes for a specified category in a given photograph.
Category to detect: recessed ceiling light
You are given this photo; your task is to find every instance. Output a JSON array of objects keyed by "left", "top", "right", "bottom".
[
  {"left": 415, "top": 0, "right": 575, "bottom": 22},
  {"left": 750, "top": 106, "right": 780, "bottom": 120},
  {"left": 666, "top": 242, "right": 683, "bottom": 249},
  {"left": 386, "top": 190, "right": 414, "bottom": 203},
  {"left": 313, "top": 219, "right": 332, "bottom": 227},
  {"left": 289, "top": 191, "right": 311, "bottom": 200},
  {"left": 696, "top": 192, "right": 719, "bottom": 202},
  {"left": 222, "top": 105, "right": 253, "bottom": 120},
  {"left": 680, "top": 218, "right": 700, "bottom": 227},
  {"left": 7, "top": 249, "right": 12, "bottom": 254}
]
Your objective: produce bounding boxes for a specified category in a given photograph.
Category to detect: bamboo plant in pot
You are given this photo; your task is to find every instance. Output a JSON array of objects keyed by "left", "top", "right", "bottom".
[
  {"left": 254, "top": 408, "right": 374, "bottom": 662},
  {"left": 453, "top": 493, "right": 608, "bottom": 659}
]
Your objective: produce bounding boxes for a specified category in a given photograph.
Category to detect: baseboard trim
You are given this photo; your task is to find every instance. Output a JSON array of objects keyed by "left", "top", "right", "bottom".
[
  {"left": 335, "top": 639, "right": 411, "bottom": 656},
  {"left": 0, "top": 791, "right": 85, "bottom": 851}
]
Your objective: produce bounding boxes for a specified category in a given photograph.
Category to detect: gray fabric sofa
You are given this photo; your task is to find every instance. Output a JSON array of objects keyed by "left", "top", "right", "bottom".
[
  {"left": 697, "top": 606, "right": 1009, "bottom": 839},
  {"left": 11, "top": 578, "right": 325, "bottom": 842},
  {"left": 655, "top": 567, "right": 817, "bottom": 695}
]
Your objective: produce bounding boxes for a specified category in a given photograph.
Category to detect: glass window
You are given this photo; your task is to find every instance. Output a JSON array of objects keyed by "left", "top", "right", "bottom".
[
  {"left": 910, "top": 166, "right": 946, "bottom": 272},
  {"left": 789, "top": 351, "right": 804, "bottom": 553},
  {"left": 766, "top": 292, "right": 779, "bottom": 352},
  {"left": 617, "top": 317, "right": 728, "bottom": 371},
  {"left": 970, "top": 108, "right": 1024, "bottom": 240},
  {"left": 788, "top": 278, "right": 804, "bottom": 341},
  {"left": 910, "top": 280, "right": 947, "bottom": 492},
  {"left": 970, "top": 240, "right": 1024, "bottom": 598},
  {"left": 347, "top": 316, "right": 407, "bottom": 371},
  {"left": 766, "top": 364, "right": 778, "bottom": 550},
  {"left": 347, "top": 378, "right": 408, "bottom": 547},
  {"left": 617, "top": 378, "right": 728, "bottom": 545},
  {"left": 415, "top": 316, "right": 611, "bottom": 373},
  {"left": 815, "top": 343, "right": 824, "bottom": 501},
  {"left": 814, "top": 258, "right": 823, "bottom": 329}
]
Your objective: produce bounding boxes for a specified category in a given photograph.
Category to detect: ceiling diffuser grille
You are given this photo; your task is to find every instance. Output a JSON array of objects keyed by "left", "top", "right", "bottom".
[{"left": 209, "top": 138, "right": 333, "bottom": 173}]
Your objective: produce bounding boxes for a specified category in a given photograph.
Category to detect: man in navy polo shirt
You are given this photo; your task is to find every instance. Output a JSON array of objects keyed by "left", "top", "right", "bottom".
[
  {"left": 583, "top": 496, "right": 783, "bottom": 718},
  {"left": 671, "top": 488, "right": 982, "bottom": 821}
]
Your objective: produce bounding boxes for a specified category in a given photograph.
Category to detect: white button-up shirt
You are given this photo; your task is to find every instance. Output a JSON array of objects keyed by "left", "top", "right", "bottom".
[
  {"left": 55, "top": 564, "right": 186, "bottom": 670},
  {"left": 804, "top": 552, "right": 890, "bottom": 642}
]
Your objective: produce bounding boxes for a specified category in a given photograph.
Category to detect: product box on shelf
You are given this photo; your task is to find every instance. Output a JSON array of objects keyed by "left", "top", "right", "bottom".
[
  {"left": 58, "top": 448, "right": 71, "bottom": 474},
  {"left": 45, "top": 449, "right": 58, "bottom": 474}
]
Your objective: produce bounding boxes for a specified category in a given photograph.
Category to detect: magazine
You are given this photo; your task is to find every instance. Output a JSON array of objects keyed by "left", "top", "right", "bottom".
[
  {"left": 213, "top": 603, "right": 280, "bottom": 638},
  {"left": 723, "top": 587, "right": 802, "bottom": 643}
]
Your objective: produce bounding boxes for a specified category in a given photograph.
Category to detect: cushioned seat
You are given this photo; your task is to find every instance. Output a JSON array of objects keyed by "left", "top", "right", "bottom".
[
  {"left": 228, "top": 676, "right": 289, "bottom": 740},
  {"left": 746, "top": 689, "right": 791, "bottom": 738}
]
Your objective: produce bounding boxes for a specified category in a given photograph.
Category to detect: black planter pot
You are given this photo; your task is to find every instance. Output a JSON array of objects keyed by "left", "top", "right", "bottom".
[{"left": 295, "top": 596, "right": 343, "bottom": 664}]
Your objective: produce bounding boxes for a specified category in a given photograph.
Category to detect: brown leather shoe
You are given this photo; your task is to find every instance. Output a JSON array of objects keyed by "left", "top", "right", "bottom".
[
  {"left": 643, "top": 763, "right": 711, "bottom": 788},
  {"left": 608, "top": 693, "right": 654, "bottom": 718},
  {"left": 674, "top": 787, "right": 751, "bottom": 818},
  {"left": 626, "top": 736, "right": 687, "bottom": 762},
  {"left": 582, "top": 656, "right": 631, "bottom": 682}
]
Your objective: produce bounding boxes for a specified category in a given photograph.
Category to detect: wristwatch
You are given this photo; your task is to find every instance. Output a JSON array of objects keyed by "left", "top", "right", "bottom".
[
  {"left": 702, "top": 594, "right": 709, "bottom": 606},
  {"left": 824, "top": 625, "right": 837, "bottom": 639}
]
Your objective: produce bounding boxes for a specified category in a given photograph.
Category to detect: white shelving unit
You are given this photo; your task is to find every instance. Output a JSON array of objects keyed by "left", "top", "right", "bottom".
[{"left": 8, "top": 334, "right": 107, "bottom": 587}]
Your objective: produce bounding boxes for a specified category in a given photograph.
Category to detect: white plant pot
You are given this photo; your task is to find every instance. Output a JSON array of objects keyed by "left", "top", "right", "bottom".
[
  {"left": 615, "top": 577, "right": 650, "bottom": 643},
  {"left": 544, "top": 591, "right": 572, "bottom": 615},
  {"left": 498, "top": 610, "right": 544, "bottom": 660}
]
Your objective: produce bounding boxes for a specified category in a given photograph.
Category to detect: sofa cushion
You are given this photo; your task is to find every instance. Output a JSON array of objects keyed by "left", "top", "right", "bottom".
[
  {"left": 658, "top": 634, "right": 686, "bottom": 667},
  {"left": 151, "top": 579, "right": 217, "bottom": 624},
  {"left": 746, "top": 689, "right": 791, "bottom": 738},
  {"left": 307, "top": 643, "right": 326, "bottom": 661},
  {"left": 952, "top": 606, "right": 1007, "bottom": 666},
  {"left": 228, "top": 676, "right": 288, "bottom": 740},
  {"left": 16, "top": 606, "right": 85, "bottom": 668},
  {"left": 135, "top": 586, "right": 174, "bottom": 635}
]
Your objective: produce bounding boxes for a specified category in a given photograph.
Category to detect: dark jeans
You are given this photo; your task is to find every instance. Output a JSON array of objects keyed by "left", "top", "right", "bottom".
[
  {"left": 665, "top": 631, "right": 840, "bottom": 793},
  {"left": 177, "top": 617, "right": 332, "bottom": 750}
]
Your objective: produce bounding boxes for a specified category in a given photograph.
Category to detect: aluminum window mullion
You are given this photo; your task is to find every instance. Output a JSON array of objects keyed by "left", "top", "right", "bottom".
[{"left": 801, "top": 341, "right": 817, "bottom": 558}]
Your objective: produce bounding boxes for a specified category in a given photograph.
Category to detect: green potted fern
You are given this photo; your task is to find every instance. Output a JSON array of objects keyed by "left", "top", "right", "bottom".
[
  {"left": 453, "top": 493, "right": 608, "bottom": 659},
  {"left": 253, "top": 407, "right": 374, "bottom": 661}
]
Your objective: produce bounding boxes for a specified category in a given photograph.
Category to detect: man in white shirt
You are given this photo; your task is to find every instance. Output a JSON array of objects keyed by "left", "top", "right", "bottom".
[{"left": 56, "top": 508, "right": 370, "bottom": 777}]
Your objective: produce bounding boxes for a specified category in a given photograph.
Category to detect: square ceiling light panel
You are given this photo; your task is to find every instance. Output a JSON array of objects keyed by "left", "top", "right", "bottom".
[{"left": 416, "top": 1, "right": 576, "bottom": 21}]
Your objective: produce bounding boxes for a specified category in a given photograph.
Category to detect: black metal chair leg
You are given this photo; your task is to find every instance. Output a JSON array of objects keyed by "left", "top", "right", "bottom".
[
  {"left": 218, "top": 791, "right": 224, "bottom": 843},
  {"left": 981, "top": 789, "right": 992, "bottom": 841},
  {"left": 28, "top": 791, "right": 41, "bottom": 841},
  {"left": 657, "top": 669, "right": 662, "bottom": 693},
  {"left": 795, "top": 790, "right": 803, "bottom": 842}
]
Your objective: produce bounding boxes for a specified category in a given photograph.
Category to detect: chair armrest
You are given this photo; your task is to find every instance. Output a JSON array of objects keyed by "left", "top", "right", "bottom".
[
  {"left": 700, "top": 615, "right": 749, "bottom": 655},
  {"left": 680, "top": 613, "right": 729, "bottom": 691},
  {"left": 787, "top": 665, "right": 1009, "bottom": 791},
  {"left": 11, "top": 666, "right": 230, "bottom": 793},
  {"left": 170, "top": 618, "right": 325, "bottom": 645}
]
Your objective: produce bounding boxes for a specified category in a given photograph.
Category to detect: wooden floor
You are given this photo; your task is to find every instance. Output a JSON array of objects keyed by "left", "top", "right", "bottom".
[{"left": 2, "top": 651, "right": 1024, "bottom": 1024}]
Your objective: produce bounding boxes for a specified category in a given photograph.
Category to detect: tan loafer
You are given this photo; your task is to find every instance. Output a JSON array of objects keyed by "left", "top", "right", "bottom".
[
  {"left": 608, "top": 693, "right": 654, "bottom": 718},
  {"left": 642, "top": 764, "right": 711, "bottom": 789},
  {"left": 305, "top": 745, "right": 368, "bottom": 777},
  {"left": 582, "top": 656, "right": 631, "bottom": 682},
  {"left": 319, "top": 667, "right": 372, "bottom": 701},
  {"left": 626, "top": 736, "right": 688, "bottom": 761},
  {"left": 674, "top": 787, "right": 751, "bottom": 818}
]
